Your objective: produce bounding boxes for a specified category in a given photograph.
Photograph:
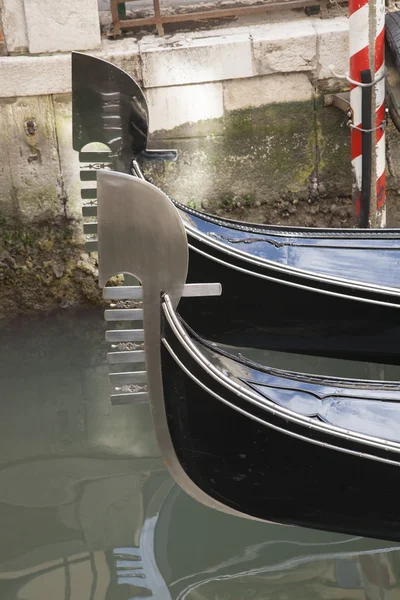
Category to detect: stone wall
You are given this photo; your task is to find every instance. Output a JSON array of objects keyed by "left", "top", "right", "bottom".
[
  {"left": 1, "top": 0, "right": 100, "bottom": 54},
  {"left": 145, "top": 78, "right": 351, "bottom": 214},
  {"left": 0, "top": 15, "right": 399, "bottom": 316}
]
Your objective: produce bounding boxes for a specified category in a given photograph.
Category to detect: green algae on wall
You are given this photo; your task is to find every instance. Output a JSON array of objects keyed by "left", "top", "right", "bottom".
[
  {"left": 0, "top": 93, "right": 88, "bottom": 318},
  {"left": 314, "top": 94, "right": 352, "bottom": 198},
  {"left": 144, "top": 100, "right": 350, "bottom": 212},
  {"left": 0, "top": 216, "right": 101, "bottom": 317}
]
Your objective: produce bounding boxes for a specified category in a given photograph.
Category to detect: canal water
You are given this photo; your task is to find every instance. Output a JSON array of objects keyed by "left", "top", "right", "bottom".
[{"left": 1, "top": 308, "right": 400, "bottom": 600}]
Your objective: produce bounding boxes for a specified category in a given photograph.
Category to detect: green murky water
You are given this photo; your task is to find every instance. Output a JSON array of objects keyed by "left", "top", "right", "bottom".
[{"left": 1, "top": 308, "right": 400, "bottom": 600}]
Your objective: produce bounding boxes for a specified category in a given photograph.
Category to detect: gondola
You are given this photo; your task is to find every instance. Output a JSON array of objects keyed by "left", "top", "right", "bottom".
[
  {"left": 72, "top": 52, "right": 400, "bottom": 365},
  {"left": 96, "top": 169, "right": 400, "bottom": 541}
]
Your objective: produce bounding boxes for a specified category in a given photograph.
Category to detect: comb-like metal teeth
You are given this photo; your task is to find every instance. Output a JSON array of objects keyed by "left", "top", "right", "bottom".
[
  {"left": 81, "top": 188, "right": 97, "bottom": 200},
  {"left": 102, "top": 104, "right": 120, "bottom": 114},
  {"left": 82, "top": 205, "right": 98, "bottom": 217},
  {"left": 107, "top": 350, "right": 146, "bottom": 364},
  {"left": 106, "top": 329, "right": 145, "bottom": 343},
  {"left": 109, "top": 371, "right": 147, "bottom": 386},
  {"left": 104, "top": 286, "right": 143, "bottom": 300},
  {"left": 100, "top": 91, "right": 121, "bottom": 100},
  {"left": 115, "top": 384, "right": 148, "bottom": 393},
  {"left": 111, "top": 341, "right": 144, "bottom": 351},
  {"left": 103, "top": 283, "right": 222, "bottom": 299},
  {"left": 114, "top": 380, "right": 147, "bottom": 392},
  {"left": 182, "top": 283, "right": 222, "bottom": 297},
  {"left": 80, "top": 163, "right": 112, "bottom": 171},
  {"left": 104, "top": 309, "right": 143, "bottom": 321},
  {"left": 85, "top": 240, "right": 98, "bottom": 252},
  {"left": 101, "top": 109, "right": 122, "bottom": 117},
  {"left": 109, "top": 300, "right": 142, "bottom": 309},
  {"left": 103, "top": 116, "right": 122, "bottom": 126},
  {"left": 80, "top": 171, "right": 98, "bottom": 182},
  {"left": 83, "top": 222, "right": 98, "bottom": 235},
  {"left": 104, "top": 130, "right": 123, "bottom": 140},
  {"left": 79, "top": 151, "right": 112, "bottom": 163},
  {"left": 111, "top": 392, "right": 149, "bottom": 405}
]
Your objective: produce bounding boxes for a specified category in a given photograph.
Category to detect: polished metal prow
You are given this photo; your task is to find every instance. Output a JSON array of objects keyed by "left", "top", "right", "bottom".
[
  {"left": 72, "top": 52, "right": 177, "bottom": 254},
  {"left": 96, "top": 170, "right": 221, "bottom": 405}
]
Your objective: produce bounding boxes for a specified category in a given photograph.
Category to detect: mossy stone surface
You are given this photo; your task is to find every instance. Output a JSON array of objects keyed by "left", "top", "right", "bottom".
[
  {"left": 0, "top": 215, "right": 101, "bottom": 318},
  {"left": 144, "top": 101, "right": 351, "bottom": 211}
]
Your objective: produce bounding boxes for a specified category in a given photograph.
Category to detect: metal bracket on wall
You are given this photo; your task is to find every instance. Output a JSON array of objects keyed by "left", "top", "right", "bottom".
[{"left": 324, "top": 91, "right": 352, "bottom": 117}]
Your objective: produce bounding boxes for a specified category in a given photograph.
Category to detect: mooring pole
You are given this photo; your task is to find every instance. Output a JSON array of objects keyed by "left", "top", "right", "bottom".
[
  {"left": 359, "top": 69, "right": 373, "bottom": 228},
  {"left": 349, "top": 0, "right": 386, "bottom": 227}
]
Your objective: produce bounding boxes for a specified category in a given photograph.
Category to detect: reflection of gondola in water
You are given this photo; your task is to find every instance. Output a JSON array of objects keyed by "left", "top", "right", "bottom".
[
  {"left": 0, "top": 313, "right": 166, "bottom": 599},
  {"left": 2, "top": 454, "right": 400, "bottom": 600},
  {"left": 96, "top": 170, "right": 400, "bottom": 542},
  {"left": 158, "top": 483, "right": 400, "bottom": 600},
  {"left": 0, "top": 337, "right": 399, "bottom": 600},
  {"left": 72, "top": 52, "right": 400, "bottom": 366},
  {"left": 0, "top": 461, "right": 172, "bottom": 600},
  {"left": 5, "top": 301, "right": 400, "bottom": 597}
]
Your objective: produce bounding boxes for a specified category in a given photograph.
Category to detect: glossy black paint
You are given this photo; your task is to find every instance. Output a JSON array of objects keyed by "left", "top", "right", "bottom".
[
  {"left": 179, "top": 204, "right": 400, "bottom": 293},
  {"left": 161, "top": 306, "right": 400, "bottom": 541},
  {"left": 179, "top": 238, "right": 400, "bottom": 364}
]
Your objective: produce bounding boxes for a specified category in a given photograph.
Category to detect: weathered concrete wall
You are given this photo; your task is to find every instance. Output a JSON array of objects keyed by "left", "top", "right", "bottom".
[
  {"left": 23, "top": 0, "right": 101, "bottom": 54},
  {"left": 0, "top": 16, "right": 399, "bottom": 317},
  {"left": 1, "top": 0, "right": 101, "bottom": 54},
  {"left": 144, "top": 74, "right": 352, "bottom": 215},
  {"left": 0, "top": 93, "right": 100, "bottom": 316},
  {"left": 0, "top": 0, "right": 28, "bottom": 54}
]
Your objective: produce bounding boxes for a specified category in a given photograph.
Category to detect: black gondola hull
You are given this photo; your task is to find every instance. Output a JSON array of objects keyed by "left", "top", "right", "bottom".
[
  {"left": 94, "top": 169, "right": 400, "bottom": 542},
  {"left": 180, "top": 237, "right": 400, "bottom": 364},
  {"left": 161, "top": 308, "right": 400, "bottom": 541}
]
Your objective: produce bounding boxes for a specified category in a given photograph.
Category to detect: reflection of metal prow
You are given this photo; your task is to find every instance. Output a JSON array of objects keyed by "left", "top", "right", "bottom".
[
  {"left": 96, "top": 170, "right": 221, "bottom": 406},
  {"left": 113, "top": 476, "right": 175, "bottom": 599}
]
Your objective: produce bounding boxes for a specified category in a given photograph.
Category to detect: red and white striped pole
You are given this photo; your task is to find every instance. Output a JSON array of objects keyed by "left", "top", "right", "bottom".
[
  {"left": 349, "top": 0, "right": 386, "bottom": 227},
  {"left": 375, "top": 0, "right": 386, "bottom": 227}
]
